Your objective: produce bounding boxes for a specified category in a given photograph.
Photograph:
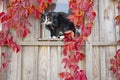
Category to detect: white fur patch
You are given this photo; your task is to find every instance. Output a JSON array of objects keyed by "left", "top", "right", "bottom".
[
  {"left": 60, "top": 36, "right": 64, "bottom": 39},
  {"left": 52, "top": 36, "right": 57, "bottom": 38}
]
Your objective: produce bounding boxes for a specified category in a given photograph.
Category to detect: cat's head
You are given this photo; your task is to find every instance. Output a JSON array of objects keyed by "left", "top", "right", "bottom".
[{"left": 40, "top": 12, "right": 58, "bottom": 26}]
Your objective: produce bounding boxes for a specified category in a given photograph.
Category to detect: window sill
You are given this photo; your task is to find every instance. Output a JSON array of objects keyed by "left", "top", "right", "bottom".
[{"left": 37, "top": 38, "right": 63, "bottom": 41}]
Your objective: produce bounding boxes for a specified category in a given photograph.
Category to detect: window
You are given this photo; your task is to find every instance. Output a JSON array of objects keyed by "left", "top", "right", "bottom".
[{"left": 39, "top": 0, "right": 69, "bottom": 39}]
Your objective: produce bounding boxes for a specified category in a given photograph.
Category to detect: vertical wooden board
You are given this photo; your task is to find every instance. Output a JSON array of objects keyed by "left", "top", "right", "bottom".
[
  {"left": 0, "top": 1, "right": 3, "bottom": 31},
  {"left": 0, "top": 1, "right": 3, "bottom": 79},
  {"left": 115, "top": 0, "right": 120, "bottom": 49},
  {"left": 38, "top": 46, "right": 49, "bottom": 80},
  {"left": 103, "top": 0, "right": 116, "bottom": 80},
  {"left": 78, "top": 52, "right": 85, "bottom": 70},
  {"left": 16, "top": 50, "right": 22, "bottom": 80},
  {"left": 1, "top": 47, "right": 10, "bottom": 80},
  {"left": 6, "top": 51, "right": 18, "bottom": 80},
  {"left": 50, "top": 46, "right": 59, "bottom": 80},
  {"left": 106, "top": 47, "right": 116, "bottom": 80},
  {"left": 61, "top": 47, "right": 66, "bottom": 74},
  {"left": 86, "top": 35, "right": 93, "bottom": 80},
  {"left": 47, "top": 46, "right": 51, "bottom": 80},
  {"left": 33, "top": 46, "right": 39, "bottom": 80},
  {"left": 92, "top": 0, "right": 101, "bottom": 80},
  {"left": 99, "top": 0, "right": 116, "bottom": 80},
  {"left": 23, "top": 17, "right": 35, "bottom": 41},
  {"left": 1, "top": 47, "right": 21, "bottom": 80},
  {"left": 99, "top": 47, "right": 107, "bottom": 80},
  {"left": 5, "top": 51, "right": 21, "bottom": 80},
  {"left": 99, "top": 0, "right": 115, "bottom": 41},
  {"left": 22, "top": 46, "right": 38, "bottom": 80},
  {"left": 34, "top": 19, "right": 40, "bottom": 40},
  {"left": 57, "top": 46, "right": 62, "bottom": 80},
  {"left": 92, "top": 47, "right": 100, "bottom": 80}
]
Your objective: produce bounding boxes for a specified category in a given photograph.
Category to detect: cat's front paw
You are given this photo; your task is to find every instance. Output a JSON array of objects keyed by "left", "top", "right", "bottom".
[
  {"left": 59, "top": 36, "right": 65, "bottom": 39},
  {"left": 52, "top": 36, "right": 57, "bottom": 38}
]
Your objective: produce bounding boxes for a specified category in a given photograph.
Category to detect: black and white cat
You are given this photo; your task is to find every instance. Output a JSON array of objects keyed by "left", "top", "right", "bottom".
[{"left": 40, "top": 12, "right": 80, "bottom": 38}]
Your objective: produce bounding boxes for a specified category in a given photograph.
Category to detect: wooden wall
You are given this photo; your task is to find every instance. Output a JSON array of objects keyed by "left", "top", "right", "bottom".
[{"left": 0, "top": 0, "right": 119, "bottom": 80}]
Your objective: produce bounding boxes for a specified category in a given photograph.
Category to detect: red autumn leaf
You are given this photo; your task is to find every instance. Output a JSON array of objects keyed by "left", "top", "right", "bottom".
[
  {"left": 12, "top": 44, "right": 21, "bottom": 53},
  {"left": 17, "top": 27, "right": 30, "bottom": 38},
  {"left": 110, "top": 66, "right": 117, "bottom": 73},
  {"left": 82, "top": 27, "right": 92, "bottom": 37},
  {"left": 117, "top": 40, "right": 120, "bottom": 43},
  {"left": 76, "top": 52, "right": 85, "bottom": 60},
  {"left": 110, "top": 58, "right": 116, "bottom": 65},
  {"left": 63, "top": 46, "right": 68, "bottom": 56},
  {"left": 69, "top": 0, "right": 76, "bottom": 9},
  {"left": 48, "top": 0, "right": 52, "bottom": 4},
  {"left": 115, "top": 15, "right": 120, "bottom": 25},
  {"left": 0, "top": 12, "right": 5, "bottom": 19},
  {"left": 86, "top": 10, "right": 96, "bottom": 21},
  {"left": 62, "top": 58, "right": 68, "bottom": 63},
  {"left": 62, "top": 58, "right": 70, "bottom": 68},
  {"left": 65, "top": 72, "right": 72, "bottom": 78},
  {"left": 116, "top": 50, "right": 120, "bottom": 59},
  {"left": 81, "top": 35, "right": 88, "bottom": 41},
  {"left": 85, "top": 22, "right": 93, "bottom": 28},
  {"left": 59, "top": 72, "right": 65, "bottom": 78},
  {"left": 117, "top": 73, "right": 120, "bottom": 80},
  {"left": 69, "top": 65, "right": 79, "bottom": 72},
  {"left": 33, "top": 9, "right": 40, "bottom": 18},
  {"left": 80, "top": 1, "right": 90, "bottom": 11},
  {"left": 67, "top": 15, "right": 75, "bottom": 23},
  {"left": 2, "top": 62, "right": 7, "bottom": 69},
  {"left": 68, "top": 43, "right": 75, "bottom": 51},
  {"left": 2, "top": 52, "right": 6, "bottom": 59},
  {"left": 80, "top": 70, "right": 87, "bottom": 80},
  {"left": 117, "top": 3, "right": 120, "bottom": 10}
]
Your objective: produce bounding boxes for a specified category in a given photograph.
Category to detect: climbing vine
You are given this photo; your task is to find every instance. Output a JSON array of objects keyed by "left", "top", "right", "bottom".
[
  {"left": 110, "top": 0, "right": 120, "bottom": 80},
  {"left": 59, "top": 0, "right": 96, "bottom": 80},
  {"left": 0, "top": 0, "right": 51, "bottom": 71}
]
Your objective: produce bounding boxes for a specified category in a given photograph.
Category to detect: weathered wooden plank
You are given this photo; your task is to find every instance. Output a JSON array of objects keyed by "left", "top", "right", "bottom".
[
  {"left": 0, "top": 1, "right": 3, "bottom": 31},
  {"left": 18, "top": 41, "right": 64, "bottom": 46},
  {"left": 92, "top": 47, "right": 100, "bottom": 80},
  {"left": 34, "top": 19, "right": 40, "bottom": 41},
  {"left": 0, "top": 1, "right": 3, "bottom": 79},
  {"left": 15, "top": 41, "right": 120, "bottom": 46},
  {"left": 38, "top": 46, "right": 48, "bottom": 80},
  {"left": 106, "top": 47, "right": 116, "bottom": 80},
  {"left": 99, "top": 0, "right": 116, "bottom": 80},
  {"left": 23, "top": 17, "right": 35, "bottom": 41},
  {"left": 100, "top": 47, "right": 107, "bottom": 80},
  {"left": 115, "top": 0, "right": 120, "bottom": 51},
  {"left": 99, "top": 0, "right": 107, "bottom": 79},
  {"left": 1, "top": 47, "right": 9, "bottom": 80},
  {"left": 33, "top": 46, "right": 39, "bottom": 80},
  {"left": 86, "top": 35, "right": 93, "bottom": 80},
  {"left": 47, "top": 46, "right": 50, "bottom": 80},
  {"left": 6, "top": 51, "right": 20, "bottom": 80},
  {"left": 17, "top": 50, "right": 22, "bottom": 80},
  {"left": 92, "top": 42, "right": 120, "bottom": 46},
  {"left": 92, "top": 0, "right": 100, "bottom": 79},
  {"left": 22, "top": 46, "right": 38, "bottom": 80},
  {"left": 50, "top": 46, "right": 58, "bottom": 80},
  {"left": 57, "top": 46, "right": 62, "bottom": 80},
  {"left": 4, "top": 49, "right": 21, "bottom": 80}
]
